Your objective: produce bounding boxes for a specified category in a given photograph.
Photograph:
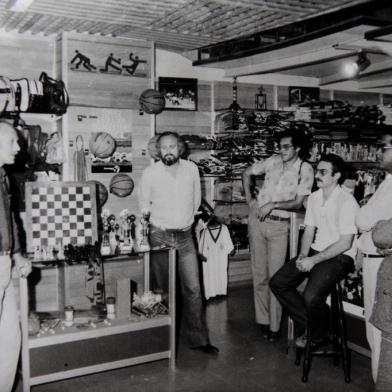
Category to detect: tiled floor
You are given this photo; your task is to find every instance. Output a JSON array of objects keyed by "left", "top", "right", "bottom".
[{"left": 17, "top": 286, "right": 374, "bottom": 392}]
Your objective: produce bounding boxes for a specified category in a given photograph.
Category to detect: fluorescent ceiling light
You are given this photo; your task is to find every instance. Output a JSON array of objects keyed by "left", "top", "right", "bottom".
[{"left": 7, "top": 0, "right": 35, "bottom": 12}]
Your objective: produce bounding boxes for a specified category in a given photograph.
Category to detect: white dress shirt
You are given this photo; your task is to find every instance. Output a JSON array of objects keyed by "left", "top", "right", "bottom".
[
  {"left": 356, "top": 173, "right": 392, "bottom": 254},
  {"left": 139, "top": 159, "right": 201, "bottom": 230},
  {"left": 304, "top": 185, "right": 359, "bottom": 260}
]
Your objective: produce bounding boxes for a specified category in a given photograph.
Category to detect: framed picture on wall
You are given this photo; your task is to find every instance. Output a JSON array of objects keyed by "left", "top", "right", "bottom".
[
  {"left": 158, "top": 77, "right": 198, "bottom": 111},
  {"left": 289, "top": 86, "right": 320, "bottom": 106}
]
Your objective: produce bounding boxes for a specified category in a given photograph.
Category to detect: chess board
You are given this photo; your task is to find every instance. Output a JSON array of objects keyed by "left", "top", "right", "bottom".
[{"left": 25, "top": 182, "right": 98, "bottom": 256}]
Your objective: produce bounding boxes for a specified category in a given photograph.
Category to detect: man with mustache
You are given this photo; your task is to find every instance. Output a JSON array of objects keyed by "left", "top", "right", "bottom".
[
  {"left": 270, "top": 154, "right": 358, "bottom": 349},
  {"left": 139, "top": 131, "right": 218, "bottom": 354}
]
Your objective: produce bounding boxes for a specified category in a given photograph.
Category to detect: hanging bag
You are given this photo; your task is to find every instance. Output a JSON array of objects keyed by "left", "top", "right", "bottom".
[
  {"left": 0, "top": 76, "right": 15, "bottom": 113},
  {"left": 28, "top": 72, "right": 69, "bottom": 115}
]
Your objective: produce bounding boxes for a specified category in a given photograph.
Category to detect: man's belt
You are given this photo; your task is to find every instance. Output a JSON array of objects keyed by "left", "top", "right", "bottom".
[
  {"left": 0, "top": 250, "right": 11, "bottom": 256},
  {"left": 362, "top": 253, "right": 383, "bottom": 259},
  {"left": 265, "top": 215, "right": 290, "bottom": 222}
]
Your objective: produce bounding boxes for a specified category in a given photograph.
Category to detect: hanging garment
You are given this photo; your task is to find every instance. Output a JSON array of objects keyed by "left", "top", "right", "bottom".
[{"left": 198, "top": 223, "right": 234, "bottom": 300}]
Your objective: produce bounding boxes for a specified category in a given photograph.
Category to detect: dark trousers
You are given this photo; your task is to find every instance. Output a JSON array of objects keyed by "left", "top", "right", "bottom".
[
  {"left": 150, "top": 226, "right": 210, "bottom": 348},
  {"left": 270, "top": 250, "right": 354, "bottom": 342}
]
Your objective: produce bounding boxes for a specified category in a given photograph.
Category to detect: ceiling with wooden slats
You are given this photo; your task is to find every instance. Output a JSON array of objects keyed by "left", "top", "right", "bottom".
[{"left": 0, "top": 0, "right": 376, "bottom": 52}]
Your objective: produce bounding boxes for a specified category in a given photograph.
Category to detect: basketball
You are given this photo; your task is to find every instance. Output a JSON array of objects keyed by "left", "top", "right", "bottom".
[
  {"left": 139, "top": 89, "right": 165, "bottom": 114},
  {"left": 109, "top": 173, "right": 134, "bottom": 197},
  {"left": 88, "top": 180, "right": 108, "bottom": 207},
  {"left": 89, "top": 132, "right": 116, "bottom": 158},
  {"left": 147, "top": 134, "right": 160, "bottom": 160}
]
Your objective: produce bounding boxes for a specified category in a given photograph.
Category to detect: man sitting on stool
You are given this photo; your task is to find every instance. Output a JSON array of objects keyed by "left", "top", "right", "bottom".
[{"left": 270, "top": 154, "right": 358, "bottom": 348}]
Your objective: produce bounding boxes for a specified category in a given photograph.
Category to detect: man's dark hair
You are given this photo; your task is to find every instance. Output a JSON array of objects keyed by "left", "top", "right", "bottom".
[
  {"left": 319, "top": 153, "right": 346, "bottom": 185},
  {"left": 156, "top": 131, "right": 188, "bottom": 158},
  {"left": 276, "top": 127, "right": 312, "bottom": 160}
]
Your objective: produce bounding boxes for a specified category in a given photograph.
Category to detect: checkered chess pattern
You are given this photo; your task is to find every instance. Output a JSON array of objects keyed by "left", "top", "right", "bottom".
[{"left": 29, "top": 185, "right": 95, "bottom": 249}]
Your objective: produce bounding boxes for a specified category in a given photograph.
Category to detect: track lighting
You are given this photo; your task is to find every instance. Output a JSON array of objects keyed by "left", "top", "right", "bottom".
[{"left": 343, "top": 52, "right": 371, "bottom": 78}]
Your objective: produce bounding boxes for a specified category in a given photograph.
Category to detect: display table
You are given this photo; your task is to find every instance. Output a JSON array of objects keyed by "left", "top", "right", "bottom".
[{"left": 19, "top": 249, "right": 176, "bottom": 392}]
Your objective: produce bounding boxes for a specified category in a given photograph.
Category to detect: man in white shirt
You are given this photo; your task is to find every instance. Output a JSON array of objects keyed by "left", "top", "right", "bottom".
[
  {"left": 270, "top": 154, "right": 358, "bottom": 347},
  {"left": 139, "top": 131, "right": 218, "bottom": 354},
  {"left": 355, "top": 129, "right": 392, "bottom": 382}
]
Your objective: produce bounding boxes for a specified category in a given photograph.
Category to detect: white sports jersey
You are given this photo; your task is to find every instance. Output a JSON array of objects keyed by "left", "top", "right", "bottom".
[{"left": 198, "top": 224, "right": 234, "bottom": 300}]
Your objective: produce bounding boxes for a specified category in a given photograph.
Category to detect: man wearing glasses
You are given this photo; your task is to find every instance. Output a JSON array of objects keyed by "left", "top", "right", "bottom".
[
  {"left": 356, "top": 129, "right": 392, "bottom": 383},
  {"left": 270, "top": 154, "right": 358, "bottom": 349},
  {"left": 243, "top": 128, "right": 314, "bottom": 342}
]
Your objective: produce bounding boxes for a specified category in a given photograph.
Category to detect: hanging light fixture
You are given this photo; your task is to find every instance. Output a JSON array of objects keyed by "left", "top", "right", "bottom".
[
  {"left": 343, "top": 52, "right": 371, "bottom": 78},
  {"left": 228, "top": 77, "right": 241, "bottom": 130}
]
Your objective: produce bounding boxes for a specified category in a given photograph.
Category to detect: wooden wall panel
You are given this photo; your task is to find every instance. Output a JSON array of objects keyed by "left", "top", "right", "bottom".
[
  {"left": 0, "top": 33, "right": 53, "bottom": 79},
  {"left": 278, "top": 86, "right": 289, "bottom": 108}
]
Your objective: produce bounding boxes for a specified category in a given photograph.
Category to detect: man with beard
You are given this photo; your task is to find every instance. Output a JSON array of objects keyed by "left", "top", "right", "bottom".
[
  {"left": 139, "top": 131, "right": 218, "bottom": 354},
  {"left": 270, "top": 154, "right": 358, "bottom": 348}
]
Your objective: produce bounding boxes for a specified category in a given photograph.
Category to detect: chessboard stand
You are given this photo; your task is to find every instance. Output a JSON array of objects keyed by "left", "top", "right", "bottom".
[{"left": 20, "top": 181, "right": 177, "bottom": 391}]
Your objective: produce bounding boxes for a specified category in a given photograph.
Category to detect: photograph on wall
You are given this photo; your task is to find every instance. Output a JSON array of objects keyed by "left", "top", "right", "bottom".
[
  {"left": 158, "top": 77, "right": 198, "bottom": 111},
  {"left": 289, "top": 86, "right": 320, "bottom": 106}
]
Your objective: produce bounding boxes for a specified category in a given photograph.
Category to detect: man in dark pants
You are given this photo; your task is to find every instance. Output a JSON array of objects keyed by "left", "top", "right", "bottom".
[
  {"left": 270, "top": 154, "right": 358, "bottom": 347},
  {"left": 139, "top": 131, "right": 218, "bottom": 354}
]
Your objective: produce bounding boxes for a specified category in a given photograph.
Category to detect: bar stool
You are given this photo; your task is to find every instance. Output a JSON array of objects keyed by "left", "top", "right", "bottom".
[{"left": 295, "top": 282, "right": 351, "bottom": 383}]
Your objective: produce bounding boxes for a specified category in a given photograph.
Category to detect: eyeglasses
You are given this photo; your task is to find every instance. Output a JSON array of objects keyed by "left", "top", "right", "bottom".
[
  {"left": 279, "top": 144, "right": 294, "bottom": 151},
  {"left": 315, "top": 169, "right": 331, "bottom": 176}
]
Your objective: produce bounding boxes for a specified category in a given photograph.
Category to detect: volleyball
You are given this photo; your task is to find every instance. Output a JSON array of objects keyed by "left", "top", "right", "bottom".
[
  {"left": 139, "top": 89, "right": 165, "bottom": 114},
  {"left": 109, "top": 173, "right": 134, "bottom": 197},
  {"left": 89, "top": 132, "right": 116, "bottom": 158}
]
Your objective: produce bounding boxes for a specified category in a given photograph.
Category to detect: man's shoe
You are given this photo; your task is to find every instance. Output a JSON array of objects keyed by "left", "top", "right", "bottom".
[
  {"left": 268, "top": 330, "right": 280, "bottom": 343},
  {"left": 192, "top": 344, "right": 219, "bottom": 355},
  {"left": 295, "top": 334, "right": 307, "bottom": 348},
  {"left": 295, "top": 334, "right": 329, "bottom": 349},
  {"left": 260, "top": 324, "right": 270, "bottom": 339}
]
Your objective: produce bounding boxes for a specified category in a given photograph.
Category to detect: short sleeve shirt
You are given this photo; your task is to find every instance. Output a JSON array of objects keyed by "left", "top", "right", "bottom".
[
  {"left": 304, "top": 186, "right": 359, "bottom": 259},
  {"left": 250, "top": 155, "right": 314, "bottom": 218}
]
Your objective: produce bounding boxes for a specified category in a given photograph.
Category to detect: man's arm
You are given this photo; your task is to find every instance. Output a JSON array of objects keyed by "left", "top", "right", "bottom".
[
  {"left": 356, "top": 179, "right": 392, "bottom": 232},
  {"left": 257, "top": 161, "right": 314, "bottom": 220},
  {"left": 193, "top": 164, "right": 201, "bottom": 213},
  {"left": 242, "top": 165, "right": 257, "bottom": 206},
  {"left": 258, "top": 195, "right": 307, "bottom": 220},
  {"left": 296, "top": 234, "right": 354, "bottom": 272},
  {"left": 298, "top": 225, "right": 316, "bottom": 258}
]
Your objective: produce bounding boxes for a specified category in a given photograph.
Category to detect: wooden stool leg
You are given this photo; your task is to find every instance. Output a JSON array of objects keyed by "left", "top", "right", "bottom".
[
  {"left": 302, "top": 329, "right": 312, "bottom": 383},
  {"left": 336, "top": 284, "right": 351, "bottom": 383},
  {"left": 331, "top": 288, "right": 340, "bottom": 367}
]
